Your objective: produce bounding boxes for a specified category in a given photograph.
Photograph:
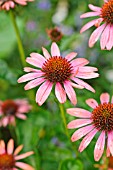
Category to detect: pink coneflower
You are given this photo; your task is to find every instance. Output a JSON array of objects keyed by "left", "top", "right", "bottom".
[
  {"left": 80, "top": 0, "right": 113, "bottom": 50},
  {"left": 18, "top": 42, "right": 99, "bottom": 106},
  {"left": 0, "top": 0, "right": 33, "bottom": 10},
  {"left": 0, "top": 99, "right": 31, "bottom": 127},
  {"left": 67, "top": 93, "right": 113, "bottom": 161},
  {"left": 0, "top": 139, "right": 34, "bottom": 170}
]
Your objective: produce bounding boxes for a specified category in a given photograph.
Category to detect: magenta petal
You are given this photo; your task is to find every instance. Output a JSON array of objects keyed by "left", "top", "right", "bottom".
[
  {"left": 51, "top": 42, "right": 60, "bottom": 56},
  {"left": 108, "top": 131, "right": 113, "bottom": 156},
  {"left": 67, "top": 119, "right": 92, "bottom": 129},
  {"left": 36, "top": 81, "right": 53, "bottom": 106},
  {"left": 94, "top": 131, "right": 105, "bottom": 161},
  {"left": 18, "top": 72, "right": 42, "bottom": 83},
  {"left": 55, "top": 82, "right": 66, "bottom": 103},
  {"left": 64, "top": 81, "right": 77, "bottom": 105},
  {"left": 86, "top": 98, "right": 98, "bottom": 109},
  {"left": 24, "top": 78, "right": 45, "bottom": 90},
  {"left": 88, "top": 4, "right": 101, "bottom": 12},
  {"left": 80, "top": 11, "right": 100, "bottom": 18},
  {"left": 89, "top": 24, "right": 106, "bottom": 48},
  {"left": 67, "top": 108, "right": 91, "bottom": 118},
  {"left": 100, "top": 24, "right": 110, "bottom": 50},
  {"left": 65, "top": 52, "right": 77, "bottom": 61},
  {"left": 71, "top": 125, "right": 94, "bottom": 142},
  {"left": 100, "top": 93, "right": 110, "bottom": 104},
  {"left": 79, "top": 128, "right": 98, "bottom": 152}
]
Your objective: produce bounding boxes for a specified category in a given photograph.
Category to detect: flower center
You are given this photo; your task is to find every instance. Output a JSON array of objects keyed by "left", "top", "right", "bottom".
[
  {"left": 1, "top": 100, "right": 18, "bottom": 116},
  {"left": 0, "top": 154, "right": 15, "bottom": 169},
  {"left": 101, "top": 0, "right": 113, "bottom": 24},
  {"left": 92, "top": 103, "right": 113, "bottom": 131},
  {"left": 51, "top": 29, "right": 61, "bottom": 38},
  {"left": 41, "top": 56, "right": 72, "bottom": 83}
]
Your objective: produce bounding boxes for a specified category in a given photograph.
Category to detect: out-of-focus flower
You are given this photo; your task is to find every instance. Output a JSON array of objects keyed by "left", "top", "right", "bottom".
[
  {"left": 26, "top": 21, "right": 36, "bottom": 31},
  {"left": 80, "top": 0, "right": 113, "bottom": 50},
  {"left": 18, "top": 42, "right": 99, "bottom": 106},
  {"left": 0, "top": 99, "right": 31, "bottom": 127},
  {"left": 0, "top": 0, "right": 33, "bottom": 11},
  {"left": 67, "top": 93, "right": 113, "bottom": 161},
  {"left": 0, "top": 139, "right": 34, "bottom": 170},
  {"left": 37, "top": 0, "right": 51, "bottom": 10},
  {"left": 46, "top": 27, "right": 63, "bottom": 42}
]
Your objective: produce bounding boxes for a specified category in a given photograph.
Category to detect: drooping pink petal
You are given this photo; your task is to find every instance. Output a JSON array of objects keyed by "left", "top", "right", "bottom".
[
  {"left": 0, "top": 140, "right": 5, "bottom": 154},
  {"left": 80, "top": 11, "right": 100, "bottom": 18},
  {"left": 67, "top": 119, "right": 92, "bottom": 129},
  {"left": 51, "top": 42, "right": 60, "bottom": 56},
  {"left": 15, "top": 151, "right": 34, "bottom": 160},
  {"left": 16, "top": 113, "right": 27, "bottom": 120},
  {"left": 106, "top": 25, "right": 113, "bottom": 50},
  {"left": 24, "top": 67, "right": 40, "bottom": 73},
  {"left": 88, "top": 4, "right": 101, "bottom": 12},
  {"left": 86, "top": 98, "right": 98, "bottom": 109},
  {"left": 100, "top": 93, "right": 110, "bottom": 104},
  {"left": 70, "top": 58, "right": 89, "bottom": 68},
  {"left": 26, "top": 57, "right": 43, "bottom": 68},
  {"left": 42, "top": 47, "right": 51, "bottom": 59},
  {"left": 7, "top": 139, "right": 14, "bottom": 154},
  {"left": 15, "top": 162, "right": 34, "bottom": 170},
  {"left": 67, "top": 108, "right": 91, "bottom": 118},
  {"left": 76, "top": 72, "right": 99, "bottom": 79},
  {"left": 55, "top": 82, "right": 66, "bottom": 103},
  {"left": 36, "top": 81, "right": 53, "bottom": 105},
  {"left": 24, "top": 78, "right": 45, "bottom": 90},
  {"left": 64, "top": 80, "right": 77, "bottom": 105},
  {"left": 18, "top": 72, "right": 42, "bottom": 83},
  {"left": 71, "top": 125, "right": 94, "bottom": 142},
  {"left": 94, "top": 131, "right": 105, "bottom": 161},
  {"left": 14, "top": 145, "right": 23, "bottom": 155},
  {"left": 100, "top": 24, "right": 110, "bottom": 50},
  {"left": 79, "top": 128, "right": 98, "bottom": 152},
  {"left": 71, "top": 82, "right": 84, "bottom": 89},
  {"left": 72, "top": 77, "right": 95, "bottom": 92},
  {"left": 108, "top": 131, "right": 113, "bottom": 156},
  {"left": 65, "top": 52, "right": 77, "bottom": 61},
  {"left": 89, "top": 24, "right": 106, "bottom": 48}
]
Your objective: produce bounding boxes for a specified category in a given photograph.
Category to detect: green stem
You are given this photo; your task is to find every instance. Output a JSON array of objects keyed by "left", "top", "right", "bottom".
[{"left": 9, "top": 10, "right": 26, "bottom": 67}]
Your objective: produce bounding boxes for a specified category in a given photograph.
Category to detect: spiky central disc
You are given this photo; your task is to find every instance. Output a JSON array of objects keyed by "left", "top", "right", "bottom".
[
  {"left": 92, "top": 103, "right": 113, "bottom": 131},
  {"left": 0, "top": 154, "right": 15, "bottom": 169},
  {"left": 1, "top": 100, "right": 18, "bottom": 116},
  {"left": 101, "top": 0, "right": 113, "bottom": 24},
  {"left": 42, "top": 56, "right": 72, "bottom": 83}
]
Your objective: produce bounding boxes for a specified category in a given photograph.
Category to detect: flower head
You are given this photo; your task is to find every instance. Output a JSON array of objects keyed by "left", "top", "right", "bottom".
[
  {"left": 0, "top": 139, "right": 34, "bottom": 170},
  {"left": 46, "top": 27, "right": 63, "bottom": 42},
  {"left": 0, "top": 99, "right": 31, "bottom": 127},
  {"left": 67, "top": 93, "right": 113, "bottom": 161},
  {"left": 0, "top": 0, "right": 33, "bottom": 10},
  {"left": 18, "top": 42, "right": 99, "bottom": 106},
  {"left": 80, "top": 0, "right": 113, "bottom": 50}
]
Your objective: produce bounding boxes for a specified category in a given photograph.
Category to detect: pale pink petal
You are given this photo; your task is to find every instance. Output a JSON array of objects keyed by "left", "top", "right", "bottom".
[
  {"left": 51, "top": 42, "right": 60, "bottom": 56},
  {"left": 64, "top": 80, "right": 77, "bottom": 105},
  {"left": 100, "top": 24, "right": 111, "bottom": 50},
  {"left": 15, "top": 151, "right": 34, "bottom": 160},
  {"left": 89, "top": 24, "right": 106, "bottom": 48},
  {"left": 106, "top": 142, "right": 111, "bottom": 157},
  {"left": 72, "top": 77, "right": 95, "bottom": 92},
  {"left": 106, "top": 25, "right": 113, "bottom": 50},
  {"left": 80, "top": 11, "right": 100, "bottom": 18},
  {"left": 13, "top": 168, "right": 18, "bottom": 170},
  {"left": 9, "top": 116, "right": 16, "bottom": 126},
  {"left": 86, "top": 98, "right": 98, "bottom": 109},
  {"left": 24, "top": 67, "right": 41, "bottom": 73},
  {"left": 30, "top": 52, "right": 46, "bottom": 63},
  {"left": 24, "top": 78, "right": 45, "bottom": 90},
  {"left": 14, "top": 145, "right": 23, "bottom": 155},
  {"left": 71, "top": 82, "right": 84, "bottom": 89},
  {"left": 67, "top": 119, "right": 92, "bottom": 129},
  {"left": 100, "top": 93, "right": 110, "bottom": 104},
  {"left": 71, "top": 125, "right": 94, "bottom": 142},
  {"left": 67, "top": 108, "right": 91, "bottom": 118},
  {"left": 2, "top": 117, "right": 9, "bottom": 127},
  {"left": 16, "top": 113, "right": 27, "bottom": 120},
  {"left": 7, "top": 139, "right": 14, "bottom": 154},
  {"left": 80, "top": 18, "right": 103, "bottom": 33},
  {"left": 78, "top": 66, "right": 98, "bottom": 72},
  {"left": 70, "top": 58, "right": 89, "bottom": 68},
  {"left": 42, "top": 47, "right": 51, "bottom": 59},
  {"left": 15, "top": 162, "right": 34, "bottom": 170},
  {"left": 108, "top": 131, "right": 113, "bottom": 156},
  {"left": 26, "top": 57, "right": 44, "bottom": 68},
  {"left": 36, "top": 81, "right": 53, "bottom": 105},
  {"left": 55, "top": 82, "right": 66, "bottom": 103},
  {"left": 94, "top": 131, "right": 105, "bottom": 161},
  {"left": 76, "top": 72, "right": 99, "bottom": 79},
  {"left": 111, "top": 96, "right": 113, "bottom": 104},
  {"left": 18, "top": 73, "right": 42, "bottom": 83},
  {"left": 0, "top": 140, "right": 5, "bottom": 154},
  {"left": 104, "top": 0, "right": 108, "bottom": 2},
  {"left": 88, "top": 4, "right": 101, "bottom": 12},
  {"left": 65, "top": 52, "right": 77, "bottom": 61},
  {"left": 79, "top": 128, "right": 98, "bottom": 152}
]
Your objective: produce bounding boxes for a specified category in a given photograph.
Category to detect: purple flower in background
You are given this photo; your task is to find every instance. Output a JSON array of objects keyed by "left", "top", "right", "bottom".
[
  {"left": 37, "top": 0, "right": 51, "bottom": 10},
  {"left": 26, "top": 21, "right": 36, "bottom": 31}
]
